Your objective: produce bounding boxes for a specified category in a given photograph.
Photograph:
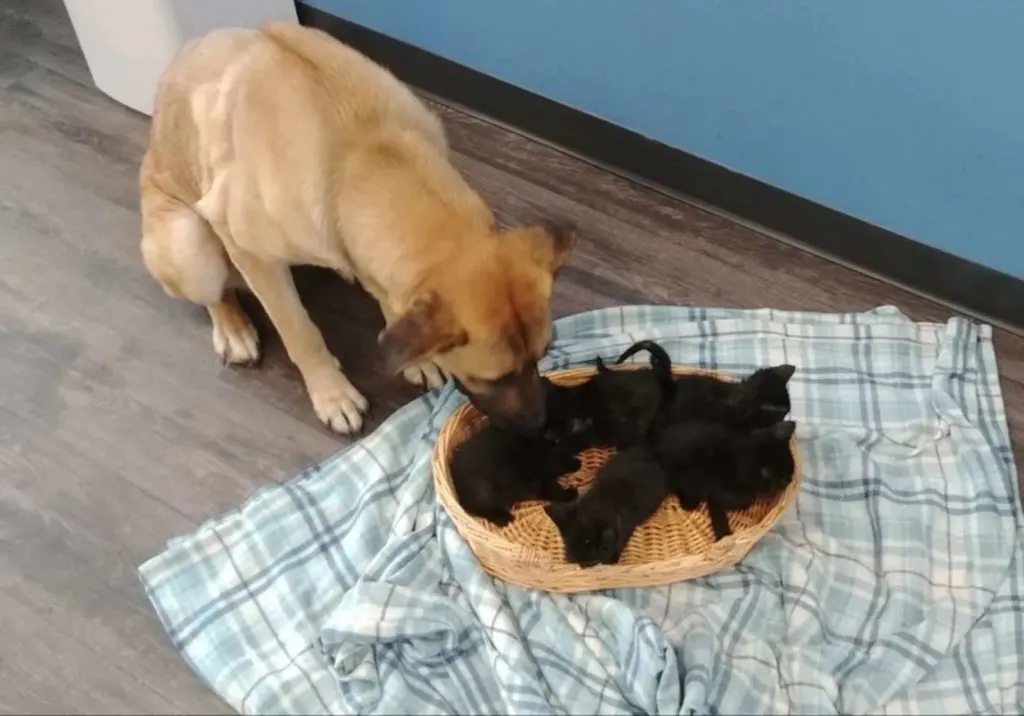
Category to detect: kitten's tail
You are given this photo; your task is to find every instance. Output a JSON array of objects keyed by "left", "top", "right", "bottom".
[
  {"left": 707, "top": 498, "right": 733, "bottom": 541},
  {"left": 616, "top": 340, "right": 676, "bottom": 404},
  {"left": 615, "top": 339, "right": 672, "bottom": 369}
]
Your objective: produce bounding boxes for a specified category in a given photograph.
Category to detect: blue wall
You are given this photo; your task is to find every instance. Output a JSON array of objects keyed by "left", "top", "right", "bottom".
[{"left": 303, "top": 0, "right": 1024, "bottom": 279}]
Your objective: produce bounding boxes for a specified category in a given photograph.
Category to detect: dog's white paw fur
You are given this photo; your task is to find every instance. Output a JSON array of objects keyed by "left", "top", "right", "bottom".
[
  {"left": 306, "top": 369, "right": 370, "bottom": 434},
  {"left": 402, "top": 361, "right": 449, "bottom": 390},
  {"left": 212, "top": 311, "right": 260, "bottom": 366}
]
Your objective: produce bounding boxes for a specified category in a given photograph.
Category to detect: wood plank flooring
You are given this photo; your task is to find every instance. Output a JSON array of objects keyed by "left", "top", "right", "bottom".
[{"left": 0, "top": 1, "right": 1020, "bottom": 712}]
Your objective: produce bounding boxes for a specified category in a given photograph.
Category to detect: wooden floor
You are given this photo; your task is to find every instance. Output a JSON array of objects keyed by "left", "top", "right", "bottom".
[{"left": 0, "top": 1, "right": 1021, "bottom": 713}]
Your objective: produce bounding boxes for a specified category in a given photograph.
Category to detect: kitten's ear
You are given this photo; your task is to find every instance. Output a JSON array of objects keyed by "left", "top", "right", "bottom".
[
  {"left": 746, "top": 364, "right": 796, "bottom": 386},
  {"left": 766, "top": 364, "right": 796, "bottom": 384},
  {"left": 595, "top": 356, "right": 611, "bottom": 374},
  {"left": 768, "top": 420, "right": 797, "bottom": 442}
]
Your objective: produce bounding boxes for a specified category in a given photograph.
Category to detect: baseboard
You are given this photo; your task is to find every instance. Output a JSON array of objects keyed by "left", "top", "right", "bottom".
[{"left": 298, "top": 4, "right": 1024, "bottom": 331}]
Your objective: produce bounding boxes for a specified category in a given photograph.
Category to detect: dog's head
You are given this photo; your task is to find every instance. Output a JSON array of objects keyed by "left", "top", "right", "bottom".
[{"left": 378, "top": 221, "right": 577, "bottom": 433}]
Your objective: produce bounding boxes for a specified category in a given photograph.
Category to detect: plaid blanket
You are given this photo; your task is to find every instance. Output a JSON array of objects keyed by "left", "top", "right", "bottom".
[{"left": 139, "top": 305, "right": 1024, "bottom": 715}]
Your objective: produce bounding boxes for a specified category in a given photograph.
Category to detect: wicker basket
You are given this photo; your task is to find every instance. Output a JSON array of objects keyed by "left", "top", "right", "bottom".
[{"left": 433, "top": 365, "right": 803, "bottom": 593}]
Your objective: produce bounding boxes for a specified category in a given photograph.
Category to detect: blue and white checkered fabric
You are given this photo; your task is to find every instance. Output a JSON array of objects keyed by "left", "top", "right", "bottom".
[{"left": 139, "top": 305, "right": 1024, "bottom": 715}]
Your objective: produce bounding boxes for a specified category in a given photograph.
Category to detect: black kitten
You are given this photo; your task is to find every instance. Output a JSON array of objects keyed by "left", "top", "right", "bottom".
[
  {"left": 669, "top": 364, "right": 796, "bottom": 430},
  {"left": 545, "top": 446, "right": 669, "bottom": 567},
  {"left": 542, "top": 378, "right": 595, "bottom": 450},
  {"left": 569, "top": 340, "right": 677, "bottom": 448},
  {"left": 653, "top": 419, "right": 797, "bottom": 540},
  {"left": 451, "top": 427, "right": 581, "bottom": 527},
  {"left": 733, "top": 364, "right": 796, "bottom": 426}
]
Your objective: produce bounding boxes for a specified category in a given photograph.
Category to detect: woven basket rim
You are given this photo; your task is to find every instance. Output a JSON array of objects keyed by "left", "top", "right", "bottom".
[{"left": 433, "top": 364, "right": 803, "bottom": 593}]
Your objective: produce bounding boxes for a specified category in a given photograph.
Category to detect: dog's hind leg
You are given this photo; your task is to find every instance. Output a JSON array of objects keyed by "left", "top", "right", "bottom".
[{"left": 140, "top": 191, "right": 261, "bottom": 366}]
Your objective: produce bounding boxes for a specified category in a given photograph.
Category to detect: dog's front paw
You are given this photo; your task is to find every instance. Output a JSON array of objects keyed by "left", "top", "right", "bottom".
[
  {"left": 402, "top": 361, "right": 449, "bottom": 390},
  {"left": 306, "top": 369, "right": 370, "bottom": 435}
]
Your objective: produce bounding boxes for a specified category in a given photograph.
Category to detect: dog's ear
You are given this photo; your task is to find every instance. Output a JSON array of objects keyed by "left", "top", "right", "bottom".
[
  {"left": 514, "top": 221, "right": 578, "bottom": 276},
  {"left": 378, "top": 292, "right": 468, "bottom": 373},
  {"left": 539, "top": 220, "right": 578, "bottom": 273}
]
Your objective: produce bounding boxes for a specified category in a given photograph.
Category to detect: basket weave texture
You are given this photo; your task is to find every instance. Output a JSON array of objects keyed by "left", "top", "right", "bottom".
[{"left": 433, "top": 365, "right": 803, "bottom": 593}]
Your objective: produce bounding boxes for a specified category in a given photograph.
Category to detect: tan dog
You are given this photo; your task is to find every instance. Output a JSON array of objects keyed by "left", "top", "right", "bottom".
[{"left": 139, "top": 23, "right": 575, "bottom": 434}]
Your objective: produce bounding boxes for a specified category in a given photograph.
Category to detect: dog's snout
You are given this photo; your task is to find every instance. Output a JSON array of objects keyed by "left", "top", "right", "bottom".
[
  {"left": 513, "top": 367, "right": 547, "bottom": 432},
  {"left": 487, "top": 384, "right": 546, "bottom": 434},
  {"left": 521, "top": 400, "right": 547, "bottom": 432},
  {"left": 455, "top": 365, "right": 549, "bottom": 433}
]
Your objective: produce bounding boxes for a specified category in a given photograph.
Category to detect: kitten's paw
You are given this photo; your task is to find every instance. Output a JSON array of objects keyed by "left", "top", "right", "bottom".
[
  {"left": 541, "top": 482, "right": 578, "bottom": 502},
  {"left": 554, "top": 486, "right": 578, "bottom": 502},
  {"left": 484, "top": 509, "right": 513, "bottom": 527},
  {"left": 673, "top": 490, "right": 702, "bottom": 511},
  {"left": 558, "top": 456, "right": 582, "bottom": 475}
]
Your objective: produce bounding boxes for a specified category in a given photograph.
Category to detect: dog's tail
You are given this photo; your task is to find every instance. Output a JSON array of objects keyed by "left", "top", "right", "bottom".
[{"left": 616, "top": 340, "right": 675, "bottom": 403}]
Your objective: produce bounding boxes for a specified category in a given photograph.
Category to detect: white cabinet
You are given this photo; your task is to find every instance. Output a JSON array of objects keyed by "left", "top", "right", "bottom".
[{"left": 63, "top": 0, "right": 299, "bottom": 116}]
